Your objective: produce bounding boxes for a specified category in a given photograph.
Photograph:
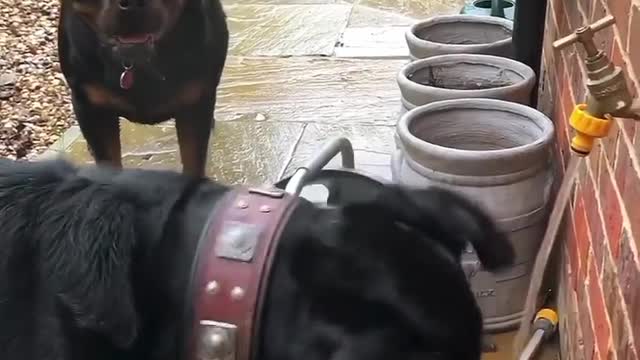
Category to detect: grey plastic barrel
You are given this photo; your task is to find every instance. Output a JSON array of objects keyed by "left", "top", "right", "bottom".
[
  {"left": 406, "top": 15, "right": 513, "bottom": 60},
  {"left": 397, "top": 54, "right": 536, "bottom": 116},
  {"left": 391, "top": 98, "right": 555, "bottom": 332}
]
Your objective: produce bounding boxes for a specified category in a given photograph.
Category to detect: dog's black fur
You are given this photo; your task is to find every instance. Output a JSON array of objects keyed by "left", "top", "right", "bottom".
[
  {"left": 0, "top": 158, "right": 514, "bottom": 360},
  {"left": 58, "top": 0, "right": 228, "bottom": 177}
]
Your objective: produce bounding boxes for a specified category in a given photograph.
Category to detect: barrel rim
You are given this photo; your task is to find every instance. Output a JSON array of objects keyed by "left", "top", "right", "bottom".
[
  {"left": 396, "top": 98, "right": 555, "bottom": 173},
  {"left": 396, "top": 54, "right": 536, "bottom": 101},
  {"left": 406, "top": 15, "right": 514, "bottom": 52}
]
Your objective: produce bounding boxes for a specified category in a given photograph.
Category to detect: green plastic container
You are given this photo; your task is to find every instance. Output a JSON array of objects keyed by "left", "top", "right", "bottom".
[{"left": 461, "top": 0, "right": 516, "bottom": 21}]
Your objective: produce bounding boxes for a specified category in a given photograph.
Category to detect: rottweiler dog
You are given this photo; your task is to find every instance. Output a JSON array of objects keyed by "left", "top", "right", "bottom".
[
  {"left": 0, "top": 158, "right": 514, "bottom": 360},
  {"left": 58, "top": 0, "right": 229, "bottom": 177}
]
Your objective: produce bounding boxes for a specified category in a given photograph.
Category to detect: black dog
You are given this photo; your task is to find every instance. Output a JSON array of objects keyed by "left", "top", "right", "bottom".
[
  {"left": 0, "top": 158, "right": 514, "bottom": 360},
  {"left": 58, "top": 0, "right": 229, "bottom": 177}
]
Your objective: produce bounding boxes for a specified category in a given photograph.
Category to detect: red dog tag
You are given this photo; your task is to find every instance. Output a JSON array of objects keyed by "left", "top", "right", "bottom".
[{"left": 120, "top": 68, "right": 134, "bottom": 90}]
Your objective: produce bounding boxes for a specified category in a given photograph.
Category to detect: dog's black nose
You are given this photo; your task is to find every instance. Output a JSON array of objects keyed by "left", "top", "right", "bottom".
[{"left": 118, "top": 0, "right": 145, "bottom": 10}]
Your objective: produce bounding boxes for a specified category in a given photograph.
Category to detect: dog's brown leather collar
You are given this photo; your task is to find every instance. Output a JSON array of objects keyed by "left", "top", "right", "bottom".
[{"left": 188, "top": 186, "right": 299, "bottom": 360}]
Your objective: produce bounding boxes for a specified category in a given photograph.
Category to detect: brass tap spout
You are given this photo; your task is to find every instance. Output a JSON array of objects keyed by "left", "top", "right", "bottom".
[{"left": 552, "top": 15, "right": 640, "bottom": 155}]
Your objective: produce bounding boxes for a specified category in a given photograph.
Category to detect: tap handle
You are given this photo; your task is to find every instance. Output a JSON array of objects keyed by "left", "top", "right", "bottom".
[{"left": 553, "top": 15, "right": 616, "bottom": 52}]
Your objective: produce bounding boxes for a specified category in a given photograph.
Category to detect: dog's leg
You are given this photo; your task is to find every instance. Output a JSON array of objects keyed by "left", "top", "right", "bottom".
[
  {"left": 175, "top": 100, "right": 215, "bottom": 178},
  {"left": 74, "top": 101, "right": 122, "bottom": 168}
]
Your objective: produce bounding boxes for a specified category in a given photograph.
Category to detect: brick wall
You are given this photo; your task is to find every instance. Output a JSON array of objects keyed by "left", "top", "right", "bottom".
[{"left": 536, "top": 0, "right": 640, "bottom": 360}]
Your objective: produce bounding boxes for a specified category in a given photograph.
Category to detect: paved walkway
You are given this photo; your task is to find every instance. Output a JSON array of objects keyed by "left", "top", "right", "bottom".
[{"left": 52, "top": 0, "right": 463, "bottom": 185}]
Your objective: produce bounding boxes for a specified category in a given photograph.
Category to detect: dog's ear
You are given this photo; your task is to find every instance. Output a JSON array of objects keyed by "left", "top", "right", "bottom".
[
  {"left": 342, "top": 185, "right": 514, "bottom": 271},
  {"left": 38, "top": 180, "right": 139, "bottom": 349}
]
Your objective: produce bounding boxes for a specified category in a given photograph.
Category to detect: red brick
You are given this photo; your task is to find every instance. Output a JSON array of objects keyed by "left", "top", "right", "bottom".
[
  {"left": 559, "top": 59, "right": 574, "bottom": 112},
  {"left": 618, "top": 230, "right": 640, "bottom": 337},
  {"left": 621, "top": 163, "right": 640, "bottom": 245},
  {"left": 605, "top": 0, "right": 631, "bottom": 45},
  {"left": 634, "top": 306, "right": 640, "bottom": 360},
  {"left": 591, "top": 143, "right": 604, "bottom": 189},
  {"left": 615, "top": 142, "right": 633, "bottom": 206},
  {"left": 628, "top": 5, "right": 640, "bottom": 77},
  {"left": 574, "top": 194, "right": 592, "bottom": 281},
  {"left": 630, "top": 345, "right": 640, "bottom": 360},
  {"left": 594, "top": 347, "right": 603, "bottom": 360},
  {"left": 538, "top": 58, "right": 555, "bottom": 118},
  {"left": 620, "top": 119, "right": 637, "bottom": 147},
  {"left": 579, "top": 282, "right": 596, "bottom": 360},
  {"left": 569, "top": 51, "right": 588, "bottom": 103},
  {"left": 589, "top": 259, "right": 612, "bottom": 356},
  {"left": 602, "top": 253, "right": 631, "bottom": 360},
  {"left": 554, "top": 0, "right": 571, "bottom": 41},
  {"left": 602, "top": 249, "right": 617, "bottom": 311},
  {"left": 553, "top": 92, "right": 571, "bottom": 168},
  {"left": 569, "top": 210, "right": 582, "bottom": 291},
  {"left": 601, "top": 122, "right": 620, "bottom": 168},
  {"left": 583, "top": 173, "right": 601, "bottom": 235},
  {"left": 590, "top": 0, "right": 615, "bottom": 57},
  {"left": 564, "top": 0, "right": 586, "bottom": 31},
  {"left": 600, "top": 166, "right": 623, "bottom": 258},
  {"left": 610, "top": 40, "right": 639, "bottom": 102},
  {"left": 583, "top": 179, "right": 604, "bottom": 270}
]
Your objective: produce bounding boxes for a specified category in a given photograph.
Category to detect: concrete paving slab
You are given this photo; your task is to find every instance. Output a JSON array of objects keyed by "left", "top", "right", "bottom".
[
  {"left": 226, "top": 4, "right": 351, "bottom": 56},
  {"left": 347, "top": 5, "right": 415, "bottom": 27},
  {"left": 355, "top": 0, "right": 465, "bottom": 19},
  {"left": 65, "top": 121, "right": 304, "bottom": 185},
  {"left": 335, "top": 26, "right": 409, "bottom": 58},
  {"left": 216, "top": 56, "right": 405, "bottom": 125},
  {"left": 283, "top": 123, "right": 395, "bottom": 180}
]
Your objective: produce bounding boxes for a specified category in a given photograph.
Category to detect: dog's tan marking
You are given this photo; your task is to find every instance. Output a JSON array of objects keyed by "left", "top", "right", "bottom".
[
  {"left": 176, "top": 80, "right": 206, "bottom": 106},
  {"left": 151, "top": 80, "right": 206, "bottom": 116},
  {"left": 71, "top": 2, "right": 100, "bottom": 19},
  {"left": 83, "top": 84, "right": 135, "bottom": 112}
]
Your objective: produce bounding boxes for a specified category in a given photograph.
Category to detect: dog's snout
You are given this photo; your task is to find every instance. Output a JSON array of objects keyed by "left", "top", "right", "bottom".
[{"left": 118, "top": 0, "right": 146, "bottom": 10}]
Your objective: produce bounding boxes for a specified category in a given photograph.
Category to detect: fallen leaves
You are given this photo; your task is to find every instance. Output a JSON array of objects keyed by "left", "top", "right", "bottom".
[{"left": 0, "top": 0, "right": 73, "bottom": 159}]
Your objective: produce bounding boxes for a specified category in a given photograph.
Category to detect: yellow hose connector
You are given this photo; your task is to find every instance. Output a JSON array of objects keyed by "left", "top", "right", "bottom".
[
  {"left": 569, "top": 104, "right": 612, "bottom": 155},
  {"left": 534, "top": 308, "right": 559, "bottom": 327}
]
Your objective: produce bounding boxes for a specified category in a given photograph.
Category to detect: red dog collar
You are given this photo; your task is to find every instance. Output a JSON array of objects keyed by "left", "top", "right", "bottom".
[{"left": 188, "top": 186, "right": 299, "bottom": 360}]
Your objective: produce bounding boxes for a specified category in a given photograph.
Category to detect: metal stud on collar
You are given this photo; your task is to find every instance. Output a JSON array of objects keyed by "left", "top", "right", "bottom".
[
  {"left": 205, "top": 281, "right": 220, "bottom": 295},
  {"left": 198, "top": 320, "right": 237, "bottom": 360}
]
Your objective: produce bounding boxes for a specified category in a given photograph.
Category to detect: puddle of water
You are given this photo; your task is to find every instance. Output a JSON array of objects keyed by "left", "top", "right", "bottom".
[
  {"left": 65, "top": 120, "right": 304, "bottom": 185},
  {"left": 283, "top": 123, "right": 395, "bottom": 180},
  {"left": 225, "top": 4, "right": 351, "bottom": 56},
  {"left": 216, "top": 56, "right": 405, "bottom": 125}
]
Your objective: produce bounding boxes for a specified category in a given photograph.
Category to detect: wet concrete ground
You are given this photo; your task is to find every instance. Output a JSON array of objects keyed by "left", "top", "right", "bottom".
[{"left": 50, "top": 0, "right": 560, "bottom": 358}]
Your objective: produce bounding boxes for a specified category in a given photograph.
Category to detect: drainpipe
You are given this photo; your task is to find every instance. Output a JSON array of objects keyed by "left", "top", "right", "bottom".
[
  {"left": 512, "top": 0, "right": 548, "bottom": 107},
  {"left": 490, "top": 0, "right": 506, "bottom": 18}
]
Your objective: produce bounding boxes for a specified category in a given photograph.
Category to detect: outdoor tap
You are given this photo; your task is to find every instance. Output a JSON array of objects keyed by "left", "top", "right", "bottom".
[{"left": 553, "top": 15, "right": 640, "bottom": 156}]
